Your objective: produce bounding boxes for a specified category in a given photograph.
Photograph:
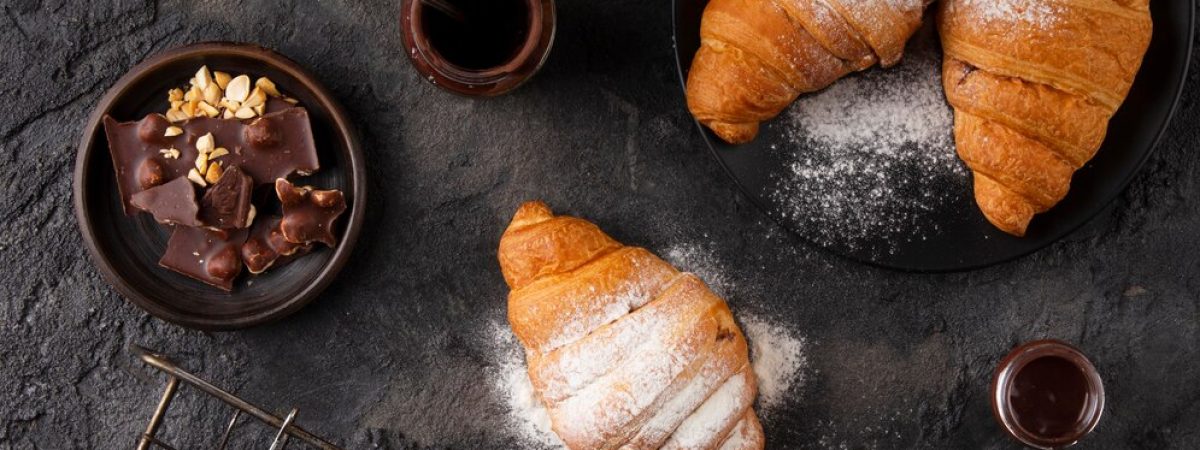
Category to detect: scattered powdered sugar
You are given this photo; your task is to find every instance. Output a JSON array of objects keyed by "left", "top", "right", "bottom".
[
  {"left": 742, "top": 315, "right": 809, "bottom": 413},
  {"left": 770, "top": 23, "right": 968, "bottom": 254},
  {"left": 662, "top": 241, "right": 734, "bottom": 298},
  {"left": 490, "top": 322, "right": 565, "bottom": 449}
]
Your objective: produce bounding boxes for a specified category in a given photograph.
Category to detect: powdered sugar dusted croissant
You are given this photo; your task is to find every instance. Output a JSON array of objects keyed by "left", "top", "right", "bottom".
[
  {"left": 498, "top": 201, "right": 763, "bottom": 450},
  {"left": 686, "top": 0, "right": 934, "bottom": 144},
  {"left": 939, "top": 0, "right": 1152, "bottom": 236}
]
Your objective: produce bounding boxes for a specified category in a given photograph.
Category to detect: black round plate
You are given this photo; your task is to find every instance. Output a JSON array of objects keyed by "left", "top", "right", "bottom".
[
  {"left": 74, "top": 42, "right": 367, "bottom": 330},
  {"left": 672, "top": 1, "right": 1193, "bottom": 272}
]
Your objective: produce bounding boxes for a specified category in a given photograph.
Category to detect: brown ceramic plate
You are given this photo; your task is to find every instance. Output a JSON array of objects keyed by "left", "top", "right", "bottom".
[{"left": 74, "top": 42, "right": 366, "bottom": 330}]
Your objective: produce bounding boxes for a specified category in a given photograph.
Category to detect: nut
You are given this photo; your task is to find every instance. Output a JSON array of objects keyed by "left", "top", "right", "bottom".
[
  {"left": 184, "top": 85, "right": 201, "bottom": 102},
  {"left": 234, "top": 106, "right": 257, "bottom": 119},
  {"left": 158, "top": 148, "right": 181, "bottom": 159},
  {"left": 195, "top": 151, "right": 209, "bottom": 173},
  {"left": 225, "top": 75, "right": 251, "bottom": 102},
  {"left": 181, "top": 99, "right": 198, "bottom": 117},
  {"left": 138, "top": 159, "right": 166, "bottom": 190},
  {"left": 187, "top": 168, "right": 207, "bottom": 187},
  {"left": 168, "top": 88, "right": 184, "bottom": 102},
  {"left": 256, "top": 77, "right": 280, "bottom": 97},
  {"left": 137, "top": 114, "right": 169, "bottom": 143},
  {"left": 198, "top": 101, "right": 220, "bottom": 118},
  {"left": 205, "top": 161, "right": 224, "bottom": 184},
  {"left": 214, "top": 71, "right": 232, "bottom": 90},
  {"left": 252, "top": 105, "right": 265, "bottom": 116},
  {"left": 170, "top": 100, "right": 184, "bottom": 111},
  {"left": 196, "top": 132, "right": 215, "bottom": 153},
  {"left": 219, "top": 98, "right": 241, "bottom": 111},
  {"left": 310, "top": 190, "right": 341, "bottom": 208},
  {"left": 242, "top": 87, "right": 266, "bottom": 109},
  {"left": 282, "top": 96, "right": 299, "bottom": 105},
  {"left": 205, "top": 246, "right": 241, "bottom": 279},
  {"left": 209, "top": 147, "right": 229, "bottom": 159},
  {"left": 203, "top": 83, "right": 222, "bottom": 105},
  {"left": 222, "top": 109, "right": 235, "bottom": 119},
  {"left": 245, "top": 204, "right": 257, "bottom": 227},
  {"left": 244, "top": 118, "right": 279, "bottom": 148},
  {"left": 165, "top": 110, "right": 188, "bottom": 122},
  {"left": 164, "top": 126, "right": 183, "bottom": 137},
  {"left": 194, "top": 66, "right": 212, "bottom": 90}
]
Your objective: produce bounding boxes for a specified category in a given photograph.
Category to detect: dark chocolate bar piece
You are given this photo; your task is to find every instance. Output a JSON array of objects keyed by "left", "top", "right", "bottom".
[
  {"left": 159, "top": 226, "right": 249, "bottom": 291},
  {"left": 129, "top": 177, "right": 202, "bottom": 227},
  {"left": 241, "top": 216, "right": 314, "bottom": 274},
  {"left": 103, "top": 108, "right": 319, "bottom": 214},
  {"left": 276, "top": 179, "right": 347, "bottom": 248},
  {"left": 199, "top": 166, "right": 254, "bottom": 229}
]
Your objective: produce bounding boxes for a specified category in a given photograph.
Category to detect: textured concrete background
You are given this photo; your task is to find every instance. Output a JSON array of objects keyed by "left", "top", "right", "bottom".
[{"left": 2, "top": 1, "right": 1199, "bottom": 449}]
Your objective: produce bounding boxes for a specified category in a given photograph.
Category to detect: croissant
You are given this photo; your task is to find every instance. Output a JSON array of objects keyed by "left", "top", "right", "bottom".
[
  {"left": 685, "top": 0, "right": 934, "bottom": 144},
  {"left": 939, "top": 0, "right": 1153, "bottom": 236},
  {"left": 498, "top": 201, "right": 764, "bottom": 450}
]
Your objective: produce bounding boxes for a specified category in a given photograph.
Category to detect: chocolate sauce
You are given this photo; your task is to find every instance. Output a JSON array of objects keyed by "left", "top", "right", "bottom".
[
  {"left": 421, "top": 0, "right": 531, "bottom": 70},
  {"left": 400, "top": 0, "right": 556, "bottom": 96},
  {"left": 992, "top": 340, "right": 1105, "bottom": 449},
  {"left": 1010, "top": 356, "right": 1090, "bottom": 439}
]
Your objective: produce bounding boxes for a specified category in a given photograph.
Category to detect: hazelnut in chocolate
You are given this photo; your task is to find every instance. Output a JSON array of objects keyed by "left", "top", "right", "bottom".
[
  {"left": 241, "top": 216, "right": 314, "bottom": 274},
  {"left": 159, "top": 226, "right": 249, "bottom": 291},
  {"left": 276, "top": 179, "right": 347, "bottom": 248}
]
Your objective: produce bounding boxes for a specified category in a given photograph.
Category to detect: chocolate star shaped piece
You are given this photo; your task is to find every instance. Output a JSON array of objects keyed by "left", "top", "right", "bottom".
[{"left": 276, "top": 178, "right": 347, "bottom": 247}]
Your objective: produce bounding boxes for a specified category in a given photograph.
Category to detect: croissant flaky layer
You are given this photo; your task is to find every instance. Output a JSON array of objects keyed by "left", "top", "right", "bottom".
[
  {"left": 499, "top": 201, "right": 763, "bottom": 450},
  {"left": 685, "top": 0, "right": 933, "bottom": 144},
  {"left": 939, "top": 0, "right": 1152, "bottom": 236}
]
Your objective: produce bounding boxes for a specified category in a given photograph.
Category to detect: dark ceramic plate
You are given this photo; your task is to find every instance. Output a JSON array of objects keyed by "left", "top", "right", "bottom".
[
  {"left": 673, "top": 1, "right": 1193, "bottom": 272},
  {"left": 74, "top": 42, "right": 366, "bottom": 330}
]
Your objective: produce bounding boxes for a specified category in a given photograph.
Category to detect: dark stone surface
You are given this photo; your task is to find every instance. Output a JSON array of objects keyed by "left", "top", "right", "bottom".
[{"left": 1, "top": 1, "right": 1198, "bottom": 449}]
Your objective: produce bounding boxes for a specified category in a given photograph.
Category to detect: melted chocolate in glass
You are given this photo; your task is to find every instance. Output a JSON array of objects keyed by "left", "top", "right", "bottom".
[
  {"left": 421, "top": 0, "right": 531, "bottom": 70},
  {"left": 1010, "top": 355, "right": 1090, "bottom": 440}
]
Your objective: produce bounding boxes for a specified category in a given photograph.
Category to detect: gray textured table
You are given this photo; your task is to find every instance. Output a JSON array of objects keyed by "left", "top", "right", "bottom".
[{"left": 3, "top": 1, "right": 1199, "bottom": 449}]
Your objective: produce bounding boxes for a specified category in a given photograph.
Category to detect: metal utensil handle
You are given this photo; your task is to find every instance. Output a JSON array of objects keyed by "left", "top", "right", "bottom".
[{"left": 131, "top": 345, "right": 343, "bottom": 450}]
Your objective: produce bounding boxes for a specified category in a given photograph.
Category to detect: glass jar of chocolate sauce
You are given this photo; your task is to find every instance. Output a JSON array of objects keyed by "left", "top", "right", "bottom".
[
  {"left": 992, "top": 340, "right": 1105, "bottom": 449},
  {"left": 400, "top": 0, "right": 556, "bottom": 96}
]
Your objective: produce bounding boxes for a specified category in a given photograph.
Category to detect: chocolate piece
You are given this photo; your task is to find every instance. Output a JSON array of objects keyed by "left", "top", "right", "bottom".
[
  {"left": 103, "top": 108, "right": 319, "bottom": 214},
  {"left": 129, "top": 177, "right": 202, "bottom": 226},
  {"left": 199, "top": 166, "right": 254, "bottom": 229},
  {"left": 276, "top": 179, "right": 347, "bottom": 247},
  {"left": 241, "top": 216, "right": 314, "bottom": 274},
  {"left": 159, "top": 226, "right": 249, "bottom": 291}
]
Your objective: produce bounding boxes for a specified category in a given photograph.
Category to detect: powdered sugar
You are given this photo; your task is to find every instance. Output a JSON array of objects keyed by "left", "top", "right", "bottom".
[
  {"left": 953, "top": 0, "right": 1063, "bottom": 30},
  {"left": 663, "top": 242, "right": 734, "bottom": 298},
  {"left": 664, "top": 372, "right": 751, "bottom": 448},
  {"left": 770, "top": 23, "right": 967, "bottom": 254},
  {"left": 491, "top": 323, "right": 565, "bottom": 449},
  {"left": 742, "top": 316, "right": 809, "bottom": 414}
]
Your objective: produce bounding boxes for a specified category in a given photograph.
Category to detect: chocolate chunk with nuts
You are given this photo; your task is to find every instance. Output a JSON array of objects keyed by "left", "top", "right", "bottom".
[
  {"left": 241, "top": 216, "right": 314, "bottom": 274},
  {"left": 129, "top": 177, "right": 202, "bottom": 227},
  {"left": 159, "top": 226, "right": 249, "bottom": 291},
  {"left": 276, "top": 178, "right": 347, "bottom": 247},
  {"left": 199, "top": 166, "right": 254, "bottom": 229},
  {"left": 103, "top": 108, "right": 319, "bottom": 214}
]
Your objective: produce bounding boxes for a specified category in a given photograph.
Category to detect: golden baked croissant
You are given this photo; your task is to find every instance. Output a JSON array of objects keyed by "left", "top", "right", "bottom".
[
  {"left": 498, "top": 201, "right": 764, "bottom": 450},
  {"left": 685, "top": 0, "right": 934, "bottom": 144},
  {"left": 939, "top": 0, "right": 1153, "bottom": 236}
]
